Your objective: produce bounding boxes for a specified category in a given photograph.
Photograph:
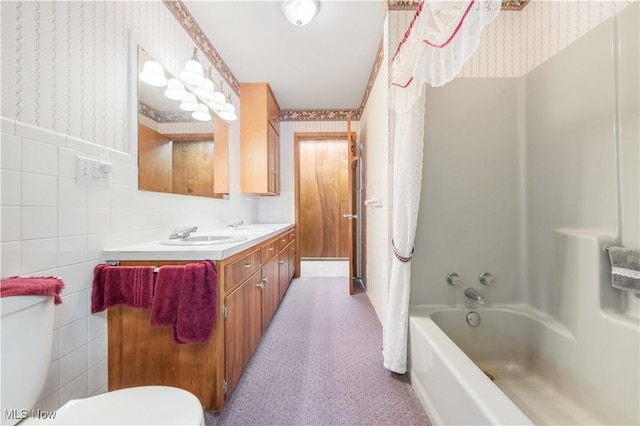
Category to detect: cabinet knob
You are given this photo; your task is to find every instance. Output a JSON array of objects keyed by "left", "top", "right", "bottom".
[
  {"left": 257, "top": 281, "right": 264, "bottom": 289},
  {"left": 244, "top": 263, "right": 252, "bottom": 269},
  {"left": 279, "top": 260, "right": 284, "bottom": 265}
]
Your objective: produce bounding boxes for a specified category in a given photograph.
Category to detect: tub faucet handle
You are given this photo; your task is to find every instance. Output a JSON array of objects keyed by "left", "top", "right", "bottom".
[
  {"left": 479, "top": 272, "right": 494, "bottom": 285},
  {"left": 446, "top": 273, "right": 461, "bottom": 286}
]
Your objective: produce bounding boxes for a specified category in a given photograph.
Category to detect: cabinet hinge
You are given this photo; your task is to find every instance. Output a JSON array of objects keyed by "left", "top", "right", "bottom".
[
  {"left": 223, "top": 305, "right": 228, "bottom": 319},
  {"left": 223, "top": 380, "right": 228, "bottom": 395}
]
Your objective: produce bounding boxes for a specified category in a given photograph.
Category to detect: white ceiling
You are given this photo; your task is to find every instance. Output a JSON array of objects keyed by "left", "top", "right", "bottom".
[{"left": 182, "top": 1, "right": 386, "bottom": 111}]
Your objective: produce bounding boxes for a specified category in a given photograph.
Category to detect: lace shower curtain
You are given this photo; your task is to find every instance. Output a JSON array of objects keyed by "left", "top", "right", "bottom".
[{"left": 383, "top": 0, "right": 501, "bottom": 374}]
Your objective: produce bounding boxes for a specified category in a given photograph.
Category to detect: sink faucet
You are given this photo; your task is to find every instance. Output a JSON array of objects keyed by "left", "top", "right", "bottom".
[
  {"left": 227, "top": 220, "right": 244, "bottom": 229},
  {"left": 169, "top": 226, "right": 198, "bottom": 239},
  {"left": 464, "top": 288, "right": 485, "bottom": 305}
]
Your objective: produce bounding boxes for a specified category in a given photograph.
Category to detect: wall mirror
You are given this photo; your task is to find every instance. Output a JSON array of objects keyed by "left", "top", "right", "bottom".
[{"left": 137, "top": 47, "right": 229, "bottom": 198}]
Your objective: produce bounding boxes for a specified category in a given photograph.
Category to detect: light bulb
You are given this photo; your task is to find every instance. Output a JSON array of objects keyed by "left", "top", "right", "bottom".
[
  {"left": 218, "top": 102, "right": 237, "bottom": 121},
  {"left": 207, "top": 91, "right": 226, "bottom": 112},
  {"left": 192, "top": 104, "right": 212, "bottom": 121},
  {"left": 164, "top": 78, "right": 187, "bottom": 101},
  {"left": 139, "top": 60, "right": 167, "bottom": 87},
  {"left": 193, "top": 78, "right": 215, "bottom": 101},
  {"left": 180, "top": 60, "right": 204, "bottom": 86},
  {"left": 179, "top": 93, "right": 199, "bottom": 112}
]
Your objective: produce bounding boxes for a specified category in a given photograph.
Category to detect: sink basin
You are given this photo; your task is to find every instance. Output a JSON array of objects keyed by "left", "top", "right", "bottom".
[{"left": 159, "top": 234, "right": 248, "bottom": 246}]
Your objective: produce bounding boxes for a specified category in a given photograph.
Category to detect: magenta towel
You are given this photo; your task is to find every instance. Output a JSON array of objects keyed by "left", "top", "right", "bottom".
[
  {"left": 150, "top": 260, "right": 217, "bottom": 344},
  {"left": 91, "top": 264, "right": 154, "bottom": 313},
  {"left": 0, "top": 276, "right": 65, "bottom": 305}
]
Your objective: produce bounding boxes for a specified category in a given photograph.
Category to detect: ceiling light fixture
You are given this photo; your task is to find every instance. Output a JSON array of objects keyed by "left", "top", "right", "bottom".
[
  {"left": 180, "top": 48, "right": 204, "bottom": 86},
  {"left": 217, "top": 95, "right": 237, "bottom": 122},
  {"left": 281, "top": 0, "right": 318, "bottom": 26},
  {"left": 193, "top": 67, "right": 215, "bottom": 101},
  {"left": 192, "top": 104, "right": 212, "bottom": 122},
  {"left": 164, "top": 78, "right": 187, "bottom": 101},
  {"left": 139, "top": 60, "right": 167, "bottom": 87},
  {"left": 207, "top": 81, "right": 227, "bottom": 112},
  {"left": 179, "top": 92, "right": 199, "bottom": 112}
]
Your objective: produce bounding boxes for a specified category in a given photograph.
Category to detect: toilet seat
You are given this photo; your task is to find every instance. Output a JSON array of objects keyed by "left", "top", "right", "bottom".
[{"left": 22, "top": 386, "right": 204, "bottom": 425}]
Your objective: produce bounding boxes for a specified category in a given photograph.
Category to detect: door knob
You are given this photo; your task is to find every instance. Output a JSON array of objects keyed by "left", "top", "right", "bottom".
[{"left": 342, "top": 213, "right": 357, "bottom": 220}]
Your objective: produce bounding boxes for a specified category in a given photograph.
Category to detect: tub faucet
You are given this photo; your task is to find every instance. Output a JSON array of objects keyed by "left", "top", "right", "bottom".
[{"left": 464, "top": 288, "right": 485, "bottom": 305}]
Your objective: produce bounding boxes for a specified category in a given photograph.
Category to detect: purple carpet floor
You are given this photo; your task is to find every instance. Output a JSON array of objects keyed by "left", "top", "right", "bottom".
[{"left": 205, "top": 277, "right": 431, "bottom": 426}]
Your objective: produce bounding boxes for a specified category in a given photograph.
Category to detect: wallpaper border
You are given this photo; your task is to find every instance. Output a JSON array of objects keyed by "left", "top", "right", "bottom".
[{"left": 163, "top": 0, "right": 240, "bottom": 95}]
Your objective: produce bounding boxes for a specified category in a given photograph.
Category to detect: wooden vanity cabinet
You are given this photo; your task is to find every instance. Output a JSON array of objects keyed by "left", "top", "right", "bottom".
[
  {"left": 240, "top": 83, "right": 280, "bottom": 195},
  {"left": 278, "top": 233, "right": 296, "bottom": 301},
  {"left": 261, "top": 255, "right": 280, "bottom": 333},
  {"left": 224, "top": 270, "right": 262, "bottom": 398},
  {"left": 107, "top": 228, "right": 296, "bottom": 413}
]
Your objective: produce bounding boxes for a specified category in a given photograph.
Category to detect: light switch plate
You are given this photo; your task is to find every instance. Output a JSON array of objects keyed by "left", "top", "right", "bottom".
[{"left": 75, "top": 155, "right": 112, "bottom": 187}]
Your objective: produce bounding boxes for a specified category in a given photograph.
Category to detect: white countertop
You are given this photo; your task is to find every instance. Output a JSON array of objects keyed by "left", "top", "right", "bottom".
[{"left": 102, "top": 223, "right": 294, "bottom": 262}]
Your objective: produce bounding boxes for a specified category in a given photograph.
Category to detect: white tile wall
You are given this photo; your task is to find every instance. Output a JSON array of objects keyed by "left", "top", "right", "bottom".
[{"left": 1, "top": 116, "right": 257, "bottom": 411}]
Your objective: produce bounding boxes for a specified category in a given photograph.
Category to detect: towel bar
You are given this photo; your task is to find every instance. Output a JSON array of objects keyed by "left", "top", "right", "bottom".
[{"left": 106, "top": 261, "right": 160, "bottom": 273}]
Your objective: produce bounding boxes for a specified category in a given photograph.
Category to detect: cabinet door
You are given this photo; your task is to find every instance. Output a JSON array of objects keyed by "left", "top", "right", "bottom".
[
  {"left": 267, "top": 89, "right": 280, "bottom": 133},
  {"left": 278, "top": 252, "right": 288, "bottom": 302},
  {"left": 288, "top": 243, "right": 295, "bottom": 283},
  {"left": 261, "top": 255, "right": 279, "bottom": 333},
  {"left": 267, "top": 123, "right": 279, "bottom": 195},
  {"left": 225, "top": 272, "right": 262, "bottom": 398}
]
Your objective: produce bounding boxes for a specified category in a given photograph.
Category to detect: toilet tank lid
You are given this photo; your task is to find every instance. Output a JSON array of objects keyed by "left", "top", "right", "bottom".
[
  {"left": 0, "top": 295, "right": 52, "bottom": 317},
  {"left": 23, "top": 386, "right": 204, "bottom": 426}
]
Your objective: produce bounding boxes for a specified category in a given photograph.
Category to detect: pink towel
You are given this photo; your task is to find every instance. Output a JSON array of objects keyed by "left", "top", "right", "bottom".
[
  {"left": 91, "top": 264, "right": 154, "bottom": 313},
  {"left": 150, "top": 260, "right": 217, "bottom": 344},
  {"left": 0, "top": 276, "right": 65, "bottom": 305}
]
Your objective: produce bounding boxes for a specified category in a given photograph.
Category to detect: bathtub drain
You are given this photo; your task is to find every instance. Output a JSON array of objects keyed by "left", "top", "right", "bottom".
[{"left": 466, "top": 311, "right": 481, "bottom": 326}]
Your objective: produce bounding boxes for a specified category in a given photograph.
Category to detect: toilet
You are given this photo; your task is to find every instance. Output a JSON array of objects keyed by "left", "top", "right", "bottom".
[{"left": 0, "top": 295, "right": 204, "bottom": 426}]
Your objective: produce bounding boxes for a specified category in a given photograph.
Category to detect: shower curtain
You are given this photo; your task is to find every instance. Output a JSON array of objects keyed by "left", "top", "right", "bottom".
[{"left": 383, "top": 0, "right": 501, "bottom": 374}]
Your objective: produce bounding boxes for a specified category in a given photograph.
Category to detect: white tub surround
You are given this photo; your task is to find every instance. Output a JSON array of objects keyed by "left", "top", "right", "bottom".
[
  {"left": 410, "top": 233, "right": 639, "bottom": 426},
  {"left": 102, "top": 223, "right": 293, "bottom": 261}
]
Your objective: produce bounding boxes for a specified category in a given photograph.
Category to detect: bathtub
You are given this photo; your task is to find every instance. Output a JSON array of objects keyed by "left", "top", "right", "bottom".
[{"left": 409, "top": 305, "right": 639, "bottom": 425}]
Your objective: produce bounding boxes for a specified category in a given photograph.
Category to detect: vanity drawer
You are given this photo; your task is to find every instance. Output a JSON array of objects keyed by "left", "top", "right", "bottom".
[
  {"left": 288, "top": 230, "right": 295, "bottom": 241},
  {"left": 225, "top": 249, "right": 261, "bottom": 291},
  {"left": 288, "top": 241, "right": 295, "bottom": 258},
  {"left": 261, "top": 239, "right": 278, "bottom": 264},
  {"left": 277, "top": 233, "right": 289, "bottom": 252}
]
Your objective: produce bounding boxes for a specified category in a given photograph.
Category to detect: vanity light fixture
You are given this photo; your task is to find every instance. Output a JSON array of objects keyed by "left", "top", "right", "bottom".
[
  {"left": 164, "top": 78, "right": 187, "bottom": 101},
  {"left": 179, "top": 92, "right": 199, "bottom": 112},
  {"left": 217, "top": 95, "right": 237, "bottom": 122},
  {"left": 191, "top": 104, "right": 212, "bottom": 122},
  {"left": 193, "top": 67, "right": 215, "bottom": 101},
  {"left": 139, "top": 60, "right": 167, "bottom": 87},
  {"left": 207, "top": 80, "right": 227, "bottom": 112},
  {"left": 281, "top": 0, "right": 318, "bottom": 26},
  {"left": 180, "top": 48, "right": 204, "bottom": 86}
]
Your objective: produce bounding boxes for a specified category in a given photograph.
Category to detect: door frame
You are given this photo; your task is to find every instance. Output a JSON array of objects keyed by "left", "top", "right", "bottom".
[{"left": 293, "top": 132, "right": 357, "bottom": 293}]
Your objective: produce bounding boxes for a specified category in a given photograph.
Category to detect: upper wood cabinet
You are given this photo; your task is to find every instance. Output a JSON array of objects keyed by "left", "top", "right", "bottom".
[{"left": 240, "top": 83, "right": 280, "bottom": 195}]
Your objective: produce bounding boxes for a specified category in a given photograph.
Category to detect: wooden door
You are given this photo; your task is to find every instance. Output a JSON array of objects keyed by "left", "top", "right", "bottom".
[
  {"left": 346, "top": 130, "right": 357, "bottom": 294},
  {"left": 224, "top": 272, "right": 262, "bottom": 398},
  {"left": 299, "top": 139, "right": 350, "bottom": 258}
]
